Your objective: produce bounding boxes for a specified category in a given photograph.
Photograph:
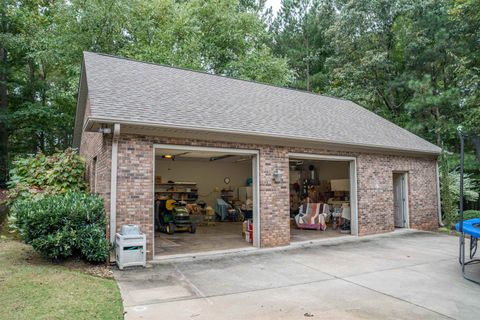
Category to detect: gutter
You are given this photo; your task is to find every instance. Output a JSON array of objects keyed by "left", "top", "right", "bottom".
[
  {"left": 436, "top": 160, "right": 444, "bottom": 227},
  {"left": 110, "top": 123, "right": 120, "bottom": 243},
  {"left": 84, "top": 116, "right": 442, "bottom": 157}
]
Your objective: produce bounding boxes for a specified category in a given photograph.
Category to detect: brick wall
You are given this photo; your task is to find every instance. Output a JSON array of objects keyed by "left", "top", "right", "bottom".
[
  {"left": 356, "top": 153, "right": 439, "bottom": 235},
  {"left": 284, "top": 147, "right": 439, "bottom": 235},
  {"left": 258, "top": 146, "right": 290, "bottom": 247},
  {"left": 111, "top": 135, "right": 294, "bottom": 258},
  {"left": 80, "top": 131, "right": 439, "bottom": 259},
  {"left": 115, "top": 137, "right": 155, "bottom": 258},
  {"left": 79, "top": 99, "right": 112, "bottom": 239}
]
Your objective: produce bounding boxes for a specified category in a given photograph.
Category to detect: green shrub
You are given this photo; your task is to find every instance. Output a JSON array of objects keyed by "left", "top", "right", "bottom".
[
  {"left": 448, "top": 170, "right": 479, "bottom": 204},
  {"left": 78, "top": 225, "right": 110, "bottom": 262},
  {"left": 460, "top": 210, "right": 480, "bottom": 221},
  {"left": 7, "top": 148, "right": 87, "bottom": 203},
  {"left": 11, "top": 192, "right": 109, "bottom": 262}
]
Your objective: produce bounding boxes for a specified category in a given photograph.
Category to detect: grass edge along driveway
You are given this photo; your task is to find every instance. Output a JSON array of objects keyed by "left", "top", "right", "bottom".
[{"left": 0, "top": 240, "right": 123, "bottom": 320}]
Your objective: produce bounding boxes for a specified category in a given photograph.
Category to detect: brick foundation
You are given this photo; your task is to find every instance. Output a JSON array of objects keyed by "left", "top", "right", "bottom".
[{"left": 80, "top": 132, "right": 439, "bottom": 260}]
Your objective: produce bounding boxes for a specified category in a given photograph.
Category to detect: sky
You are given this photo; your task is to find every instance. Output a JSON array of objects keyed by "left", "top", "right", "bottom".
[{"left": 265, "top": 0, "right": 282, "bottom": 16}]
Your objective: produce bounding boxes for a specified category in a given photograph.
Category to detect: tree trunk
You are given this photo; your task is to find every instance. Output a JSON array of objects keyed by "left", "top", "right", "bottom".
[
  {"left": 27, "top": 60, "right": 39, "bottom": 152},
  {"left": 434, "top": 106, "right": 441, "bottom": 146},
  {"left": 0, "top": 1, "right": 8, "bottom": 187},
  {"left": 304, "top": 34, "right": 310, "bottom": 91},
  {"left": 472, "top": 136, "right": 480, "bottom": 161},
  {"left": 39, "top": 64, "right": 47, "bottom": 152},
  {"left": 431, "top": 72, "right": 442, "bottom": 146},
  {"left": 0, "top": 46, "right": 8, "bottom": 187}
]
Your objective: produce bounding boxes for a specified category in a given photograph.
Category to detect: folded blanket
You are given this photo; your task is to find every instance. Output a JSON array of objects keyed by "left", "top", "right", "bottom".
[{"left": 215, "top": 198, "right": 231, "bottom": 221}]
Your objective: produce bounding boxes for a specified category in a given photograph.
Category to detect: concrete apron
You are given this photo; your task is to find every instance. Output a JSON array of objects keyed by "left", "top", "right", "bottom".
[
  {"left": 114, "top": 230, "right": 480, "bottom": 320},
  {"left": 151, "top": 229, "right": 413, "bottom": 263}
]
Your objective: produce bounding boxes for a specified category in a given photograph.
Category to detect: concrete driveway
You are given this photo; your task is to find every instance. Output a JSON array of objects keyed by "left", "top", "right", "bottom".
[{"left": 114, "top": 231, "right": 480, "bottom": 320}]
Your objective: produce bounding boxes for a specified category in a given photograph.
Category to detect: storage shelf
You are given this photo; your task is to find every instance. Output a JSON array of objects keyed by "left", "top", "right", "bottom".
[{"left": 155, "top": 181, "right": 198, "bottom": 203}]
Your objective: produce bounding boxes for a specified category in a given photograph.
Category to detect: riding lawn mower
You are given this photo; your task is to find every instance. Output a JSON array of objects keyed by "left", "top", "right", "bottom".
[{"left": 155, "top": 199, "right": 196, "bottom": 235}]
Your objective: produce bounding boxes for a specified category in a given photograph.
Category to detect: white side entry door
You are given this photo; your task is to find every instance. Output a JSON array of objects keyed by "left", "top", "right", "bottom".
[{"left": 393, "top": 174, "right": 406, "bottom": 228}]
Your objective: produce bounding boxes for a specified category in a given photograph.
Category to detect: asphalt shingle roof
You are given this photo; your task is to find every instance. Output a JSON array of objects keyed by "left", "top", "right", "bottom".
[{"left": 81, "top": 52, "right": 440, "bottom": 154}]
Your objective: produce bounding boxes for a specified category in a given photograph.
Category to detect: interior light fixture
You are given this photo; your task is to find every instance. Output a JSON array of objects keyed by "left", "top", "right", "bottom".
[{"left": 162, "top": 155, "right": 173, "bottom": 159}]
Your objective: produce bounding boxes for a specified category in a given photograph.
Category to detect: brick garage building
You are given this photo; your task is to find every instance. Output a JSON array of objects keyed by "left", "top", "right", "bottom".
[{"left": 73, "top": 52, "right": 441, "bottom": 260}]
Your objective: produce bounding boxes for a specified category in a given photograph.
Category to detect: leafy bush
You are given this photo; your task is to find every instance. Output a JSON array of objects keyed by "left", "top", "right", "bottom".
[
  {"left": 7, "top": 148, "right": 87, "bottom": 203},
  {"left": 460, "top": 210, "right": 480, "bottom": 221},
  {"left": 448, "top": 170, "right": 479, "bottom": 203},
  {"left": 11, "top": 192, "right": 109, "bottom": 262},
  {"left": 439, "top": 150, "right": 479, "bottom": 228}
]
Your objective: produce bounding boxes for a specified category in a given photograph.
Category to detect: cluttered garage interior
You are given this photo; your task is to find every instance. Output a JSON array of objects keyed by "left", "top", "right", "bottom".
[{"left": 153, "top": 145, "right": 356, "bottom": 257}]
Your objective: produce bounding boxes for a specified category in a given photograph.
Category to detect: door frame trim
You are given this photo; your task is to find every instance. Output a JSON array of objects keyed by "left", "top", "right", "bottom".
[
  {"left": 288, "top": 152, "right": 358, "bottom": 236},
  {"left": 152, "top": 144, "right": 261, "bottom": 256},
  {"left": 393, "top": 172, "right": 410, "bottom": 228}
]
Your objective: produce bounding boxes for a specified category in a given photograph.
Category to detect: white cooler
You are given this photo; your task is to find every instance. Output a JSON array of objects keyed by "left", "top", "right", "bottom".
[{"left": 115, "top": 232, "right": 146, "bottom": 270}]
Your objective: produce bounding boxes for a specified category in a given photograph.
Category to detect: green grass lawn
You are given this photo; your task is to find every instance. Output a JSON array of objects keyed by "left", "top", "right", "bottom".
[{"left": 0, "top": 240, "right": 124, "bottom": 320}]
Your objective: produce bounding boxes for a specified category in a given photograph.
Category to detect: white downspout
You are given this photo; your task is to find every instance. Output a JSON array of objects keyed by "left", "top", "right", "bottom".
[
  {"left": 110, "top": 123, "right": 121, "bottom": 243},
  {"left": 436, "top": 159, "right": 444, "bottom": 227}
]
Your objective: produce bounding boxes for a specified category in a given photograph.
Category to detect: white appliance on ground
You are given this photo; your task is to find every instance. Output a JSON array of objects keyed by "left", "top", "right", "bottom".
[{"left": 115, "top": 224, "right": 146, "bottom": 270}]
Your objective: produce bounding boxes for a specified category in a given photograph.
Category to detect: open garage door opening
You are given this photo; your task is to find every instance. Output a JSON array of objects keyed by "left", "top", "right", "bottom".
[
  {"left": 153, "top": 145, "right": 259, "bottom": 257},
  {"left": 289, "top": 154, "right": 358, "bottom": 242}
]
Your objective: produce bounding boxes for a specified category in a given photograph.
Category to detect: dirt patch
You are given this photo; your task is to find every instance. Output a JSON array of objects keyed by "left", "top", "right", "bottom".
[
  {"left": 61, "top": 259, "right": 115, "bottom": 279},
  {"left": 26, "top": 254, "right": 115, "bottom": 279}
]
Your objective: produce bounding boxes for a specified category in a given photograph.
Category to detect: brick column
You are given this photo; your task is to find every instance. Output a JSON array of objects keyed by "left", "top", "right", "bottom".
[
  {"left": 258, "top": 146, "right": 290, "bottom": 247},
  {"left": 356, "top": 154, "right": 395, "bottom": 235},
  {"left": 116, "top": 136, "right": 155, "bottom": 259}
]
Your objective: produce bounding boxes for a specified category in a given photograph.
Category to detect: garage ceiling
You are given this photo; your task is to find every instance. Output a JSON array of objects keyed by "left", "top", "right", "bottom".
[{"left": 155, "top": 149, "right": 251, "bottom": 162}]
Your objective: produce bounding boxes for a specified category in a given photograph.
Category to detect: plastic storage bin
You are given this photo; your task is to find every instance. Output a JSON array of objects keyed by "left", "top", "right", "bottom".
[{"left": 115, "top": 232, "right": 146, "bottom": 270}]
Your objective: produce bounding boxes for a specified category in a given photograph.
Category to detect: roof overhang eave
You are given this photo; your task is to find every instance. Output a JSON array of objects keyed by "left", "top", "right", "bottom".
[
  {"left": 84, "top": 117, "right": 441, "bottom": 157},
  {"left": 72, "top": 60, "right": 88, "bottom": 149}
]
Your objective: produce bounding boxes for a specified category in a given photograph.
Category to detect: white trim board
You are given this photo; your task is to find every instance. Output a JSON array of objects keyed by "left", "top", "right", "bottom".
[
  {"left": 153, "top": 144, "right": 258, "bottom": 155},
  {"left": 404, "top": 173, "right": 410, "bottom": 228},
  {"left": 110, "top": 123, "right": 120, "bottom": 244},
  {"left": 435, "top": 161, "right": 443, "bottom": 226},
  {"left": 86, "top": 116, "right": 441, "bottom": 156},
  {"left": 289, "top": 152, "right": 356, "bottom": 161}
]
